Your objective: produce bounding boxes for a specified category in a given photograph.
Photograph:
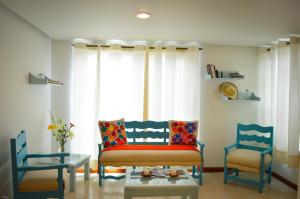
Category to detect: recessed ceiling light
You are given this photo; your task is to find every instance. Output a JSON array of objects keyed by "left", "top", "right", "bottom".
[{"left": 136, "top": 12, "right": 151, "bottom": 19}]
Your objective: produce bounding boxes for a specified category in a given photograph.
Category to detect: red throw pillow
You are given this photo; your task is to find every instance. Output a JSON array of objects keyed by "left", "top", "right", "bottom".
[
  {"left": 98, "top": 118, "right": 127, "bottom": 148},
  {"left": 169, "top": 120, "right": 198, "bottom": 145}
]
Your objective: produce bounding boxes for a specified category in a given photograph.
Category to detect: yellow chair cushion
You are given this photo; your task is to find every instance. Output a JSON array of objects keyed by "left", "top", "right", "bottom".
[
  {"left": 227, "top": 149, "right": 272, "bottom": 173},
  {"left": 18, "top": 170, "right": 61, "bottom": 192},
  {"left": 100, "top": 150, "right": 202, "bottom": 166}
]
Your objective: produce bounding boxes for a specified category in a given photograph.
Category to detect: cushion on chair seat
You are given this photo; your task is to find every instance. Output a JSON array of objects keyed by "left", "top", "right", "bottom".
[
  {"left": 100, "top": 149, "right": 202, "bottom": 166},
  {"left": 227, "top": 149, "right": 272, "bottom": 173},
  {"left": 18, "top": 170, "right": 61, "bottom": 192}
]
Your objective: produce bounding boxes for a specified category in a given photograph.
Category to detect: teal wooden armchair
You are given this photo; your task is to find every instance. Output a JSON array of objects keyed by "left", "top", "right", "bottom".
[
  {"left": 10, "top": 130, "right": 69, "bottom": 199},
  {"left": 224, "top": 123, "right": 273, "bottom": 193}
]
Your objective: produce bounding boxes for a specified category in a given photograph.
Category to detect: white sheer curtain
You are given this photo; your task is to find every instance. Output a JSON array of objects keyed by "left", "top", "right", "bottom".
[
  {"left": 71, "top": 48, "right": 99, "bottom": 159},
  {"left": 148, "top": 47, "right": 201, "bottom": 122},
  {"left": 71, "top": 47, "right": 145, "bottom": 160},
  {"left": 288, "top": 37, "right": 300, "bottom": 164},
  {"left": 71, "top": 44, "right": 202, "bottom": 162},
  {"left": 98, "top": 48, "right": 145, "bottom": 121},
  {"left": 258, "top": 37, "right": 300, "bottom": 168}
]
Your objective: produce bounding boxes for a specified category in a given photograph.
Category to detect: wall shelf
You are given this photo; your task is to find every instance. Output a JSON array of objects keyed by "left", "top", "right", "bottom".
[
  {"left": 29, "top": 73, "right": 63, "bottom": 85},
  {"left": 205, "top": 73, "right": 244, "bottom": 80},
  {"left": 221, "top": 91, "right": 260, "bottom": 101}
]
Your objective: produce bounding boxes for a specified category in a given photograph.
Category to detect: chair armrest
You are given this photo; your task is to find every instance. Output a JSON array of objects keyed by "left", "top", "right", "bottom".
[
  {"left": 18, "top": 164, "right": 68, "bottom": 172},
  {"left": 260, "top": 148, "right": 272, "bottom": 155},
  {"left": 26, "top": 153, "right": 70, "bottom": 159},
  {"left": 27, "top": 153, "right": 69, "bottom": 164},
  {"left": 224, "top": 143, "right": 238, "bottom": 155}
]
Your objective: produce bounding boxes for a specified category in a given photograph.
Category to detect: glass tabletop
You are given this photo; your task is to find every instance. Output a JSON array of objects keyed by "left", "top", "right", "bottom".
[
  {"left": 125, "top": 168, "right": 198, "bottom": 187},
  {"left": 38, "top": 153, "right": 90, "bottom": 167}
]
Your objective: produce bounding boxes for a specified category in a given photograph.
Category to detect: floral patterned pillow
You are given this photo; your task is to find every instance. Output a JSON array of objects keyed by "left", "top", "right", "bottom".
[
  {"left": 169, "top": 120, "right": 198, "bottom": 145},
  {"left": 98, "top": 118, "right": 127, "bottom": 148}
]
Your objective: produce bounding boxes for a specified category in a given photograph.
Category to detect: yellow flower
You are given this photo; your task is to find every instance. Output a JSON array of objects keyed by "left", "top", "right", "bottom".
[{"left": 48, "top": 124, "right": 58, "bottom": 130}]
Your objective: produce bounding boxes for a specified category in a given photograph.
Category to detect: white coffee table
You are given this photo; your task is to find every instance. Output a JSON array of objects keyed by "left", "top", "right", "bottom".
[
  {"left": 124, "top": 168, "right": 199, "bottom": 199},
  {"left": 38, "top": 153, "right": 90, "bottom": 192}
]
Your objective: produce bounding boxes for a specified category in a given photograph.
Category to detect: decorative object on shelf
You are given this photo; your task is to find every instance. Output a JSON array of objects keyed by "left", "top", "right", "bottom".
[
  {"left": 237, "top": 90, "right": 260, "bottom": 101},
  {"left": 220, "top": 82, "right": 238, "bottom": 100},
  {"left": 29, "top": 73, "right": 63, "bottom": 85},
  {"left": 205, "top": 65, "right": 244, "bottom": 79},
  {"left": 220, "top": 83, "right": 260, "bottom": 101},
  {"left": 48, "top": 113, "right": 75, "bottom": 152}
]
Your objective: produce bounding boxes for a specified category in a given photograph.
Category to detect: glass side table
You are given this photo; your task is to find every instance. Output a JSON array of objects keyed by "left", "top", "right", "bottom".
[{"left": 38, "top": 153, "right": 90, "bottom": 192}]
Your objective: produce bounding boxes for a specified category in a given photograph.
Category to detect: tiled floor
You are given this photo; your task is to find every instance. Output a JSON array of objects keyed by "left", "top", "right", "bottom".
[{"left": 65, "top": 173, "right": 297, "bottom": 199}]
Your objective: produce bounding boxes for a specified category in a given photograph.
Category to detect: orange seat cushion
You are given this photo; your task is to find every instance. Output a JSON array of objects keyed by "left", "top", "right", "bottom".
[{"left": 18, "top": 170, "right": 62, "bottom": 192}]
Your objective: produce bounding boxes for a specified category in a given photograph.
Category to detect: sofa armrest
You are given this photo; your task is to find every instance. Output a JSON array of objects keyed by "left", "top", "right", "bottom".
[
  {"left": 98, "top": 143, "right": 103, "bottom": 151},
  {"left": 196, "top": 140, "right": 205, "bottom": 160}
]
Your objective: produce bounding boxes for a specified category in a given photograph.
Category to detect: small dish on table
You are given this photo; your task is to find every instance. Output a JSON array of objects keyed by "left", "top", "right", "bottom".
[
  {"left": 168, "top": 169, "right": 180, "bottom": 178},
  {"left": 141, "top": 169, "right": 152, "bottom": 177}
]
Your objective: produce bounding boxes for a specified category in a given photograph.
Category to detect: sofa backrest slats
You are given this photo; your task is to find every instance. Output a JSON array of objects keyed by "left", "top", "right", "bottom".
[
  {"left": 126, "top": 131, "right": 168, "bottom": 139},
  {"left": 125, "top": 121, "right": 168, "bottom": 129},
  {"left": 125, "top": 121, "right": 169, "bottom": 145},
  {"left": 131, "top": 142, "right": 167, "bottom": 145},
  {"left": 133, "top": 127, "right": 136, "bottom": 143}
]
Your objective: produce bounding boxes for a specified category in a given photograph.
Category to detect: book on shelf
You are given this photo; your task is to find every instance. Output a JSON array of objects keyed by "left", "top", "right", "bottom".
[
  {"left": 210, "top": 64, "right": 217, "bottom": 78},
  {"left": 206, "top": 64, "right": 212, "bottom": 77}
]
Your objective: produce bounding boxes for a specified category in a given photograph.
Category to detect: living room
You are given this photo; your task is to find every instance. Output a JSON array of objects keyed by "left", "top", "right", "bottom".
[{"left": 0, "top": 0, "right": 299, "bottom": 199}]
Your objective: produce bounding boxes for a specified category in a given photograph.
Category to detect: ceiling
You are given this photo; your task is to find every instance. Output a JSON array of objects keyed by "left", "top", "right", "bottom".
[{"left": 1, "top": 0, "right": 300, "bottom": 46}]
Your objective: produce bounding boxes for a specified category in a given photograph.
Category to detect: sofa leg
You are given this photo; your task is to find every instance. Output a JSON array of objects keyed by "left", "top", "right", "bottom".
[
  {"left": 235, "top": 169, "right": 239, "bottom": 176},
  {"left": 98, "top": 164, "right": 102, "bottom": 186},
  {"left": 199, "top": 164, "right": 203, "bottom": 185},
  {"left": 192, "top": 166, "right": 196, "bottom": 177}
]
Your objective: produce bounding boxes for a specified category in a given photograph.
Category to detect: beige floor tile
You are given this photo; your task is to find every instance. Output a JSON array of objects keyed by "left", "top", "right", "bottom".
[{"left": 64, "top": 173, "right": 297, "bottom": 199}]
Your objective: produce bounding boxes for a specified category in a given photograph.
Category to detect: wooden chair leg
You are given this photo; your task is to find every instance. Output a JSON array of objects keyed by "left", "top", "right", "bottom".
[
  {"left": 258, "top": 168, "right": 265, "bottom": 193},
  {"left": 224, "top": 160, "right": 228, "bottom": 184},
  {"left": 268, "top": 166, "right": 272, "bottom": 184}
]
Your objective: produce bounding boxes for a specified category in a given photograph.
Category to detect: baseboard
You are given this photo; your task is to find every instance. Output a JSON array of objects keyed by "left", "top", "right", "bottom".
[
  {"left": 203, "top": 167, "right": 224, "bottom": 172},
  {"left": 202, "top": 167, "right": 298, "bottom": 191},
  {"left": 272, "top": 171, "right": 298, "bottom": 191}
]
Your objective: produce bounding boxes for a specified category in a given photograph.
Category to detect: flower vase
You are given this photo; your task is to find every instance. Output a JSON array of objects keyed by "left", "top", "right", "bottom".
[{"left": 59, "top": 144, "right": 65, "bottom": 153}]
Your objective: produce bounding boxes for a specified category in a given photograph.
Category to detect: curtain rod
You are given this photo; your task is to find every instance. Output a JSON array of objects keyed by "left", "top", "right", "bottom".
[
  {"left": 72, "top": 44, "right": 203, "bottom": 51},
  {"left": 264, "top": 41, "right": 291, "bottom": 52}
]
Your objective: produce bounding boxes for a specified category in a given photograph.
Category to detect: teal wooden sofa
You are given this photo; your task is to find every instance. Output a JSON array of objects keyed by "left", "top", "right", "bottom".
[
  {"left": 98, "top": 121, "right": 205, "bottom": 186},
  {"left": 224, "top": 123, "right": 273, "bottom": 193},
  {"left": 10, "top": 130, "right": 69, "bottom": 199}
]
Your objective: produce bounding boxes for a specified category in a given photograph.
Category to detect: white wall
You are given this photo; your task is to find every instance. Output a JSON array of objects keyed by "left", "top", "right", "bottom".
[
  {"left": 200, "top": 44, "right": 259, "bottom": 167},
  {"left": 0, "top": 4, "right": 51, "bottom": 198},
  {"left": 50, "top": 40, "right": 73, "bottom": 152}
]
